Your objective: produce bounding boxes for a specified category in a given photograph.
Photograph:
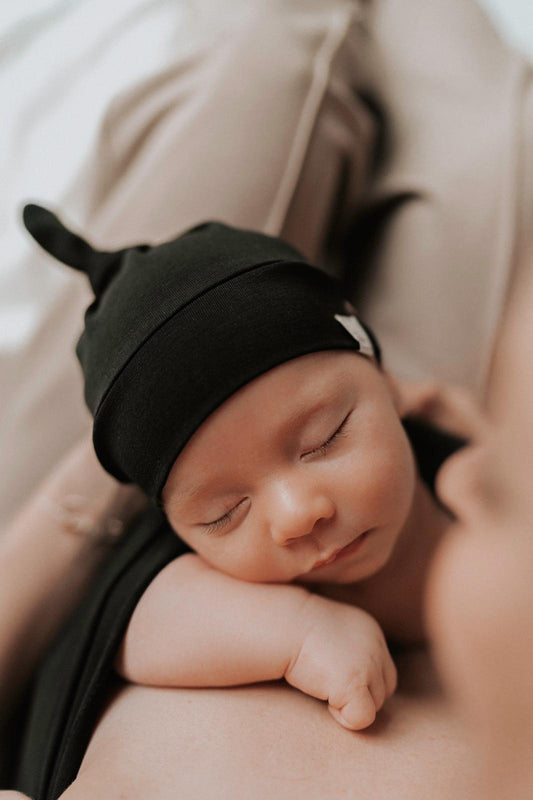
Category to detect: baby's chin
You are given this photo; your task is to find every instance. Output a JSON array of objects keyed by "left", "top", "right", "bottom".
[{"left": 297, "top": 563, "right": 385, "bottom": 586}]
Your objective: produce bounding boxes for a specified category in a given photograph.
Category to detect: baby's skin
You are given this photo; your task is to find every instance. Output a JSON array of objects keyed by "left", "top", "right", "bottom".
[
  {"left": 116, "top": 554, "right": 396, "bottom": 730},
  {"left": 116, "top": 352, "right": 451, "bottom": 729}
]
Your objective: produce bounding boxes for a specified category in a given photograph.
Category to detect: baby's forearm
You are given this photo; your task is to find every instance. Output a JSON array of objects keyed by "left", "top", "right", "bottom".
[{"left": 116, "top": 553, "right": 311, "bottom": 687}]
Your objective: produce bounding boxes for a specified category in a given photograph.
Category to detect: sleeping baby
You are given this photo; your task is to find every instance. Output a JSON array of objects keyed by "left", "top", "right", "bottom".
[{"left": 23, "top": 205, "right": 457, "bottom": 730}]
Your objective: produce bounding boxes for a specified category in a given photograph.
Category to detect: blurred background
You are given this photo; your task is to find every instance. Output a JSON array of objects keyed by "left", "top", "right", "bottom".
[
  {"left": 478, "top": 0, "right": 533, "bottom": 59},
  {"left": 2, "top": 0, "right": 532, "bottom": 330}
]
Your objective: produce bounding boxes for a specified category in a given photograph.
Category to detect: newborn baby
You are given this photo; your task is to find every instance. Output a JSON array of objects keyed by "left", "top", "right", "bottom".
[{"left": 23, "top": 206, "right": 454, "bottom": 731}]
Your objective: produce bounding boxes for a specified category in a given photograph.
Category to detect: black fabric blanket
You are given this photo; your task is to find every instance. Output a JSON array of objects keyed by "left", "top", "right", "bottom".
[{"left": 10, "top": 507, "right": 189, "bottom": 799}]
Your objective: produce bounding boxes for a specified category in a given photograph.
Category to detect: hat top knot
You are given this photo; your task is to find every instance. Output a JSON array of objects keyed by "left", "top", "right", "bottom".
[{"left": 23, "top": 203, "right": 125, "bottom": 295}]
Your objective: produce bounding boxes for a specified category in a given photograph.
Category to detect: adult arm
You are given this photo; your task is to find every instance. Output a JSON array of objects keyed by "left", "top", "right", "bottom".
[{"left": 0, "top": 436, "right": 146, "bottom": 720}]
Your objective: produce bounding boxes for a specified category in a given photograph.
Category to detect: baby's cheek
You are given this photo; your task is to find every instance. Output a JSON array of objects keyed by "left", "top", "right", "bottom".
[
  {"left": 208, "top": 539, "right": 276, "bottom": 583},
  {"left": 163, "top": 511, "right": 275, "bottom": 581},
  {"left": 359, "top": 436, "right": 415, "bottom": 524}
]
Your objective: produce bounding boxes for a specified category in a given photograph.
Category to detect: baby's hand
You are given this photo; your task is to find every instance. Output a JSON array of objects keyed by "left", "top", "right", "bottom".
[{"left": 285, "top": 594, "right": 397, "bottom": 730}]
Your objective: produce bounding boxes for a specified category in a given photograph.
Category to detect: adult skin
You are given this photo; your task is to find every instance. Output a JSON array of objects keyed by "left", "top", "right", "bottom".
[
  {"left": 60, "top": 654, "right": 476, "bottom": 800},
  {"left": 428, "top": 258, "right": 533, "bottom": 799}
]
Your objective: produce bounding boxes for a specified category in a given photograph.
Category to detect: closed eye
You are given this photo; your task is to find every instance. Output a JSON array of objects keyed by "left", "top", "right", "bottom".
[
  {"left": 202, "top": 498, "right": 247, "bottom": 534},
  {"left": 302, "top": 412, "right": 351, "bottom": 459}
]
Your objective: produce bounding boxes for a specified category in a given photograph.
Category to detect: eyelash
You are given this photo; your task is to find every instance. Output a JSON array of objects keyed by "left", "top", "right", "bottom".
[
  {"left": 203, "top": 498, "right": 247, "bottom": 534},
  {"left": 302, "top": 413, "right": 351, "bottom": 459},
  {"left": 204, "top": 509, "right": 235, "bottom": 534},
  {"left": 202, "top": 414, "right": 351, "bottom": 533}
]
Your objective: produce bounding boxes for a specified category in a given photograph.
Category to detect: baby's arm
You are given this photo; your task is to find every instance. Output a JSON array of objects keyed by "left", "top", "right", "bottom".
[{"left": 115, "top": 554, "right": 397, "bottom": 729}]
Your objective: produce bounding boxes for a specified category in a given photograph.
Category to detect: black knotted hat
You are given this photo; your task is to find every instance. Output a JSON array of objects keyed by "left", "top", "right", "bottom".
[{"left": 23, "top": 204, "right": 380, "bottom": 498}]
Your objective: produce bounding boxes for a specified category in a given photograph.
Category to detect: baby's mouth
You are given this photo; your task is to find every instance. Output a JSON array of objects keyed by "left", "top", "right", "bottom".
[{"left": 310, "top": 530, "right": 371, "bottom": 571}]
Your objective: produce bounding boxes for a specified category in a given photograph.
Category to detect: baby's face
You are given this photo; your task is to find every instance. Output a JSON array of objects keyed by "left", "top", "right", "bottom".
[{"left": 162, "top": 350, "right": 415, "bottom": 584}]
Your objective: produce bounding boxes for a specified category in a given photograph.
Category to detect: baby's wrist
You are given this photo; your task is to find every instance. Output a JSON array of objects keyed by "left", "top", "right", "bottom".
[{"left": 285, "top": 593, "right": 327, "bottom": 674}]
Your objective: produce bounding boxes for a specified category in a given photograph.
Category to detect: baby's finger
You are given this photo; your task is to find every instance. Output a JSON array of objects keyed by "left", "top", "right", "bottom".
[{"left": 328, "top": 686, "right": 376, "bottom": 730}]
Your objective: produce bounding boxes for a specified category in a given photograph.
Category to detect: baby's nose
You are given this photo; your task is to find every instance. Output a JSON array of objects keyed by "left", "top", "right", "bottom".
[{"left": 268, "top": 479, "right": 335, "bottom": 546}]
